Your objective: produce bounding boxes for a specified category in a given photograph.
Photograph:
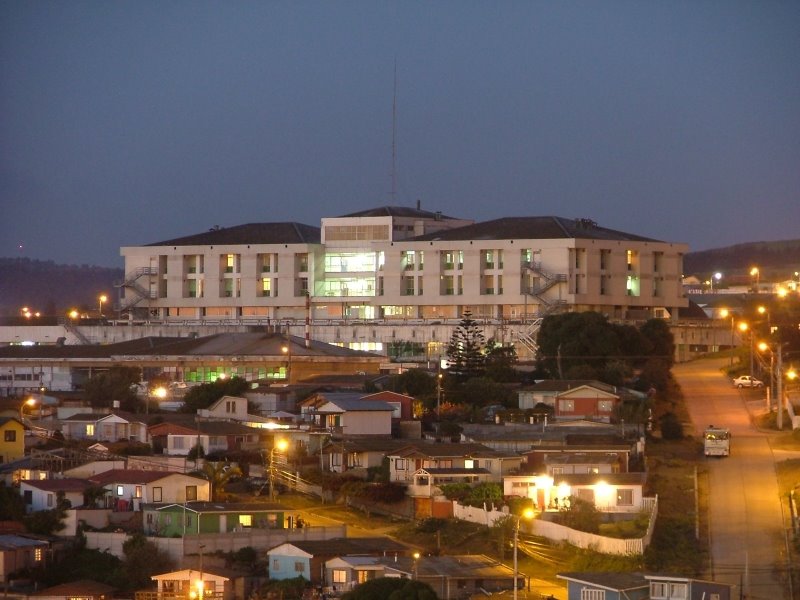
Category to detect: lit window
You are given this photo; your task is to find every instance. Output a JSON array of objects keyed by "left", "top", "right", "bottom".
[
  {"left": 332, "top": 570, "right": 347, "bottom": 584},
  {"left": 239, "top": 515, "right": 252, "bottom": 527},
  {"left": 134, "top": 486, "right": 142, "bottom": 498},
  {"left": 117, "top": 485, "right": 124, "bottom": 496},
  {"left": 86, "top": 424, "right": 95, "bottom": 436},
  {"left": 617, "top": 489, "right": 633, "bottom": 506},
  {"left": 34, "top": 547, "right": 43, "bottom": 561}
]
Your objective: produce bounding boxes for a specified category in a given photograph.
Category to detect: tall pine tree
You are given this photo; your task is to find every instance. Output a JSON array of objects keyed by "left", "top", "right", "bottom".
[{"left": 446, "top": 310, "right": 486, "bottom": 379}]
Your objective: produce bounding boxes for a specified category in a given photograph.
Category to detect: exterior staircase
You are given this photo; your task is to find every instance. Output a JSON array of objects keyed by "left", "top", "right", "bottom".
[
  {"left": 515, "top": 261, "right": 568, "bottom": 355},
  {"left": 117, "top": 267, "right": 158, "bottom": 313}
]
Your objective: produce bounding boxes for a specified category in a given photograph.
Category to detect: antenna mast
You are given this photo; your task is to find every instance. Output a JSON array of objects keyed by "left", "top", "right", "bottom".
[{"left": 390, "top": 59, "right": 397, "bottom": 202}]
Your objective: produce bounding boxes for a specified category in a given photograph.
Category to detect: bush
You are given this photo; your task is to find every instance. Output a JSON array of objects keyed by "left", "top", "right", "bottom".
[
  {"left": 416, "top": 517, "right": 447, "bottom": 533},
  {"left": 659, "top": 412, "right": 684, "bottom": 440}
]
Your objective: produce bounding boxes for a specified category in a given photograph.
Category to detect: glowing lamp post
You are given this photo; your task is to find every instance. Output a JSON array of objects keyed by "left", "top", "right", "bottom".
[
  {"left": 20, "top": 397, "right": 37, "bottom": 422},
  {"left": 98, "top": 294, "right": 108, "bottom": 317},
  {"left": 513, "top": 508, "right": 535, "bottom": 600},
  {"left": 269, "top": 438, "right": 289, "bottom": 501}
]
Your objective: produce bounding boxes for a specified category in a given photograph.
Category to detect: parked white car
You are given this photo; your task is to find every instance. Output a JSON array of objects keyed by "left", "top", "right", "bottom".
[{"left": 733, "top": 375, "right": 764, "bottom": 388}]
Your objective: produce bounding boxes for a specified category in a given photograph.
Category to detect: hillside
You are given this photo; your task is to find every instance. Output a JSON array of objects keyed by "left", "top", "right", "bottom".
[
  {"left": 0, "top": 258, "right": 123, "bottom": 317},
  {"left": 683, "top": 239, "right": 800, "bottom": 279}
]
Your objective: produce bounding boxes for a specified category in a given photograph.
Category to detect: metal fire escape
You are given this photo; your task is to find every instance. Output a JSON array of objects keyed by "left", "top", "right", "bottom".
[
  {"left": 117, "top": 267, "right": 158, "bottom": 315},
  {"left": 515, "top": 261, "right": 568, "bottom": 356}
]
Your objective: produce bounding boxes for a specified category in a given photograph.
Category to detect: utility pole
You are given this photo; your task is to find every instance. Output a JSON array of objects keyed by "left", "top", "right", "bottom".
[{"left": 777, "top": 344, "right": 784, "bottom": 430}]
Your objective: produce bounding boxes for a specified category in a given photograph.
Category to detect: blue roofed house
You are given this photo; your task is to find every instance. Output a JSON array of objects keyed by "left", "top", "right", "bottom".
[
  {"left": 557, "top": 572, "right": 733, "bottom": 600},
  {"left": 300, "top": 394, "right": 395, "bottom": 437}
]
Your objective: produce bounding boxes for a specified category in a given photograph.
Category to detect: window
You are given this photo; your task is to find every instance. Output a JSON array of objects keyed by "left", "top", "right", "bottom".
[
  {"left": 186, "top": 514, "right": 192, "bottom": 527},
  {"left": 4, "top": 430, "right": 15, "bottom": 442},
  {"left": 117, "top": 485, "right": 124, "bottom": 496},
  {"left": 272, "top": 559, "right": 280, "bottom": 571},
  {"left": 395, "top": 458, "right": 408, "bottom": 470},
  {"left": 597, "top": 400, "right": 613, "bottom": 412},
  {"left": 134, "top": 486, "right": 142, "bottom": 499},
  {"left": 186, "top": 486, "right": 197, "bottom": 501},
  {"left": 173, "top": 437, "right": 185, "bottom": 450},
  {"left": 464, "top": 459, "right": 475, "bottom": 469},
  {"left": 332, "top": 570, "right": 347, "bottom": 584},
  {"left": 580, "top": 589, "right": 605, "bottom": 600},
  {"left": 294, "top": 561, "right": 306, "bottom": 573},
  {"left": 47, "top": 493, "right": 54, "bottom": 507},
  {"left": 86, "top": 424, "right": 95, "bottom": 436},
  {"left": 34, "top": 547, "right": 43, "bottom": 561},
  {"left": 239, "top": 515, "right": 252, "bottom": 528},
  {"left": 669, "top": 583, "right": 688, "bottom": 599},
  {"left": 617, "top": 489, "right": 633, "bottom": 506},
  {"left": 600, "top": 249, "right": 610, "bottom": 270},
  {"left": 559, "top": 399, "right": 575, "bottom": 412},
  {"left": 24, "top": 490, "right": 32, "bottom": 504}
]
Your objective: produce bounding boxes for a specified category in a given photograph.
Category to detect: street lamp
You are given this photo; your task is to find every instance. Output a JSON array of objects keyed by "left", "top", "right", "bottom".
[
  {"left": 412, "top": 551, "right": 420, "bottom": 580},
  {"left": 19, "top": 397, "right": 36, "bottom": 422},
  {"left": 737, "top": 322, "right": 754, "bottom": 376},
  {"left": 98, "top": 294, "right": 108, "bottom": 317},
  {"left": 269, "top": 438, "right": 289, "bottom": 501},
  {"left": 513, "top": 508, "right": 535, "bottom": 600},
  {"left": 720, "top": 309, "right": 736, "bottom": 366},
  {"left": 750, "top": 267, "right": 760, "bottom": 293},
  {"left": 281, "top": 336, "right": 292, "bottom": 383}
]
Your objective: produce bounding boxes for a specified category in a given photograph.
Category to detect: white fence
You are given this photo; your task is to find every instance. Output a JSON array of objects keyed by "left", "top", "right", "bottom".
[
  {"left": 452, "top": 496, "right": 658, "bottom": 556},
  {"left": 84, "top": 524, "right": 347, "bottom": 561}
]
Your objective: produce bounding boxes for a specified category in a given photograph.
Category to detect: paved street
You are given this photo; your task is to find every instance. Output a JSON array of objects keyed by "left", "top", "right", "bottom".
[{"left": 674, "top": 358, "right": 794, "bottom": 600}]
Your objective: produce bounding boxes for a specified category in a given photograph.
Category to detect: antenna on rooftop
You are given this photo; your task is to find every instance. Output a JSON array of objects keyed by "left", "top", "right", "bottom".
[{"left": 390, "top": 58, "right": 397, "bottom": 203}]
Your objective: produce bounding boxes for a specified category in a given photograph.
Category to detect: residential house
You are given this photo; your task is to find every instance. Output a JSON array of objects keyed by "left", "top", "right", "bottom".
[
  {"left": 87, "top": 469, "right": 210, "bottom": 510},
  {"left": 0, "top": 418, "right": 24, "bottom": 464},
  {"left": 325, "top": 554, "right": 519, "bottom": 600},
  {"left": 300, "top": 394, "right": 395, "bottom": 436},
  {"left": 20, "top": 478, "right": 88, "bottom": 513},
  {"left": 504, "top": 472, "right": 649, "bottom": 513},
  {"left": 0, "top": 534, "right": 49, "bottom": 583},
  {"left": 360, "top": 391, "right": 415, "bottom": 420},
  {"left": 143, "top": 501, "right": 287, "bottom": 537},
  {"left": 522, "top": 435, "right": 636, "bottom": 474},
  {"left": 266, "top": 538, "right": 409, "bottom": 584},
  {"left": 556, "top": 572, "right": 649, "bottom": 600},
  {"left": 388, "top": 442, "right": 523, "bottom": 483},
  {"left": 31, "top": 579, "right": 115, "bottom": 600},
  {"left": 61, "top": 412, "right": 149, "bottom": 443},
  {"left": 518, "top": 380, "right": 631, "bottom": 422},
  {"left": 557, "top": 572, "right": 733, "bottom": 600},
  {"left": 148, "top": 420, "right": 263, "bottom": 457},
  {"left": 198, "top": 395, "right": 249, "bottom": 421},
  {"left": 319, "top": 437, "right": 410, "bottom": 475},
  {"left": 141, "top": 568, "right": 241, "bottom": 600}
]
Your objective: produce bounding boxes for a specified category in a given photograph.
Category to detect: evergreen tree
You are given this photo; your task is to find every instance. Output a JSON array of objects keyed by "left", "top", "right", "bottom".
[{"left": 446, "top": 310, "right": 486, "bottom": 379}]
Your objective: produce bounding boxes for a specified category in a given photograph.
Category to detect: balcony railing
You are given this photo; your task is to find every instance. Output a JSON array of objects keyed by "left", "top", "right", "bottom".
[{"left": 136, "top": 591, "right": 224, "bottom": 600}]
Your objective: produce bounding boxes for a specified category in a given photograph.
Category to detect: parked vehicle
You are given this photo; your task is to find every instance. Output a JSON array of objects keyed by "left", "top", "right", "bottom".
[
  {"left": 733, "top": 375, "right": 764, "bottom": 388},
  {"left": 704, "top": 426, "right": 730, "bottom": 457}
]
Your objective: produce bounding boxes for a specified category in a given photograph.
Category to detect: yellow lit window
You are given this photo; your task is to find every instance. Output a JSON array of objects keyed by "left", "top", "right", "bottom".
[{"left": 239, "top": 514, "right": 252, "bottom": 527}]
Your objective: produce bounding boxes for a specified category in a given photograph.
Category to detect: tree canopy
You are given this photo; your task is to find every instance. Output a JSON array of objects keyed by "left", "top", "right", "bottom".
[{"left": 180, "top": 376, "right": 250, "bottom": 413}]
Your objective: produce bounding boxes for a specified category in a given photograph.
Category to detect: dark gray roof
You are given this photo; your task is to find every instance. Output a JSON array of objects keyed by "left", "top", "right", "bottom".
[
  {"left": 523, "top": 380, "right": 619, "bottom": 393},
  {"left": 418, "top": 467, "right": 492, "bottom": 475},
  {"left": 335, "top": 206, "right": 461, "bottom": 220},
  {"left": 557, "top": 572, "right": 649, "bottom": 591},
  {"left": 150, "top": 501, "right": 284, "bottom": 513},
  {"left": 318, "top": 398, "right": 394, "bottom": 412},
  {"left": 146, "top": 222, "right": 320, "bottom": 246},
  {"left": 409, "top": 216, "right": 663, "bottom": 243},
  {"left": 0, "top": 333, "right": 380, "bottom": 360},
  {"left": 269, "top": 537, "right": 409, "bottom": 556}
]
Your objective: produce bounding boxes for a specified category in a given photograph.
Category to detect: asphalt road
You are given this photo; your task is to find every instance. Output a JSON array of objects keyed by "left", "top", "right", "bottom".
[{"left": 673, "top": 357, "right": 793, "bottom": 600}]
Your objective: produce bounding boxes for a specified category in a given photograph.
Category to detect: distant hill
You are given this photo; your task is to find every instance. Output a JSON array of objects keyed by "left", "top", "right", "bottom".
[
  {"left": 0, "top": 258, "right": 123, "bottom": 317},
  {"left": 1, "top": 240, "right": 798, "bottom": 316},
  {"left": 682, "top": 239, "right": 800, "bottom": 280}
]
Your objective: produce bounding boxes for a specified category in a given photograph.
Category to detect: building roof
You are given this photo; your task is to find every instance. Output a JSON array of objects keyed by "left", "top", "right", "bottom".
[
  {"left": 21, "top": 478, "right": 90, "bottom": 493},
  {"left": 409, "top": 216, "right": 663, "bottom": 243},
  {"left": 417, "top": 467, "right": 492, "bottom": 476},
  {"left": 378, "top": 554, "right": 515, "bottom": 579},
  {"left": 149, "top": 501, "right": 284, "bottom": 513},
  {"left": 557, "top": 571, "right": 649, "bottom": 591},
  {"left": 146, "top": 222, "right": 321, "bottom": 246},
  {"left": 544, "top": 453, "right": 622, "bottom": 465},
  {"left": 30, "top": 579, "right": 115, "bottom": 597},
  {"left": 87, "top": 469, "right": 203, "bottom": 485},
  {"left": 335, "top": 206, "right": 461, "bottom": 220},
  {"left": 551, "top": 472, "right": 647, "bottom": 486},
  {"left": 393, "top": 442, "right": 513, "bottom": 459},
  {"left": 523, "top": 380, "right": 619, "bottom": 394},
  {"left": 268, "top": 537, "right": 409, "bottom": 556},
  {"left": 0, "top": 534, "right": 50, "bottom": 550},
  {"left": 0, "top": 333, "right": 381, "bottom": 361},
  {"left": 318, "top": 398, "right": 395, "bottom": 412}
]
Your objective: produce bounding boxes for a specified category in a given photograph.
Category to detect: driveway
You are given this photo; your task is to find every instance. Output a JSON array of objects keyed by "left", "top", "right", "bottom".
[{"left": 673, "top": 358, "right": 794, "bottom": 600}]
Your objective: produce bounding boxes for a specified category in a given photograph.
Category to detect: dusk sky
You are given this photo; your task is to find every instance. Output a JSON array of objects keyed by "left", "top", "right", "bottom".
[{"left": 2, "top": 2, "right": 799, "bottom": 269}]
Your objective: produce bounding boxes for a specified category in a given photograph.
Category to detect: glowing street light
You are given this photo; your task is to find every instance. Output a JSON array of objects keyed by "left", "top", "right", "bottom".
[
  {"left": 19, "top": 397, "right": 37, "bottom": 422},
  {"left": 750, "top": 267, "right": 760, "bottom": 292},
  {"left": 68, "top": 309, "right": 79, "bottom": 320},
  {"left": 98, "top": 294, "right": 108, "bottom": 317},
  {"left": 269, "top": 438, "right": 289, "bottom": 501},
  {"left": 513, "top": 507, "right": 535, "bottom": 600}
]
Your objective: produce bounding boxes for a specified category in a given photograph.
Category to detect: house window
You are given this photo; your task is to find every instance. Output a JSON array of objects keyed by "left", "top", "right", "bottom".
[
  {"left": 395, "top": 458, "right": 408, "bottom": 470},
  {"left": 272, "top": 559, "right": 280, "bottom": 571},
  {"left": 185, "top": 514, "right": 192, "bottom": 527},
  {"left": 174, "top": 437, "right": 185, "bottom": 450},
  {"left": 239, "top": 515, "right": 252, "bottom": 528},
  {"left": 117, "top": 485, "right": 124, "bottom": 496},
  {"left": 669, "top": 583, "right": 688, "bottom": 599},
  {"left": 4, "top": 430, "right": 16, "bottom": 442},
  {"left": 651, "top": 584, "right": 670, "bottom": 599},
  {"left": 134, "top": 486, "right": 142, "bottom": 499},
  {"left": 47, "top": 493, "right": 54, "bottom": 507},
  {"left": 332, "top": 570, "right": 347, "bottom": 584},
  {"left": 294, "top": 562, "right": 305, "bottom": 573},
  {"left": 617, "top": 489, "right": 633, "bottom": 506},
  {"left": 552, "top": 467, "right": 564, "bottom": 475},
  {"left": 597, "top": 400, "right": 613, "bottom": 412},
  {"left": 34, "top": 547, "right": 43, "bottom": 561},
  {"left": 153, "top": 487, "right": 162, "bottom": 502},
  {"left": 464, "top": 459, "right": 475, "bottom": 469},
  {"left": 24, "top": 490, "right": 32, "bottom": 504},
  {"left": 86, "top": 424, "right": 95, "bottom": 436},
  {"left": 581, "top": 589, "right": 605, "bottom": 600},
  {"left": 559, "top": 399, "right": 575, "bottom": 412},
  {"left": 186, "top": 486, "right": 197, "bottom": 501},
  {"left": 357, "top": 570, "right": 370, "bottom": 584}
]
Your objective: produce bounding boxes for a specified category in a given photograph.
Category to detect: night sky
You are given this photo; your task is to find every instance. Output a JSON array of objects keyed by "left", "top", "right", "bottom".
[{"left": 2, "top": 2, "right": 799, "bottom": 268}]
